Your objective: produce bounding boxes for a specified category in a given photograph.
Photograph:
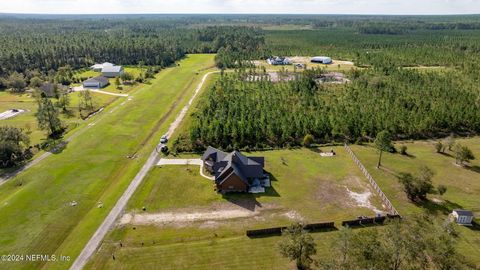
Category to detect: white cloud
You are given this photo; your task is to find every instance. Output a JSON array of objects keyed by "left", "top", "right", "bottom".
[{"left": 0, "top": 0, "right": 479, "bottom": 14}]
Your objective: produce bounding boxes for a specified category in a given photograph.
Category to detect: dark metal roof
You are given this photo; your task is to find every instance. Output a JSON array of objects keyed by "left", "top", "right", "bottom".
[
  {"left": 40, "top": 83, "right": 66, "bottom": 97},
  {"left": 453, "top": 209, "right": 474, "bottom": 217},
  {"left": 203, "top": 146, "right": 265, "bottom": 187},
  {"left": 84, "top": 76, "right": 109, "bottom": 85}
]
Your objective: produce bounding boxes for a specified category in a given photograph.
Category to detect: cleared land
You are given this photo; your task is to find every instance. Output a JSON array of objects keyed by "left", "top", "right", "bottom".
[
  {"left": 0, "top": 54, "right": 216, "bottom": 270},
  {"left": 350, "top": 138, "right": 480, "bottom": 264},
  {"left": 0, "top": 91, "right": 116, "bottom": 145},
  {"left": 73, "top": 67, "right": 148, "bottom": 94},
  {"left": 87, "top": 147, "right": 386, "bottom": 269}
]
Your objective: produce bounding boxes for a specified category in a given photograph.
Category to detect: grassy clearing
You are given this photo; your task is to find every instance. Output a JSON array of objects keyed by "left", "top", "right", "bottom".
[
  {"left": 0, "top": 54, "right": 216, "bottom": 270},
  {"left": 350, "top": 137, "right": 480, "bottom": 264},
  {"left": 88, "top": 146, "right": 387, "bottom": 269},
  {"left": 0, "top": 91, "right": 116, "bottom": 145}
]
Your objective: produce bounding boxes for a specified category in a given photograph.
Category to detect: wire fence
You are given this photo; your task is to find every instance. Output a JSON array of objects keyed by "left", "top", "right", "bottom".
[{"left": 344, "top": 143, "right": 399, "bottom": 216}]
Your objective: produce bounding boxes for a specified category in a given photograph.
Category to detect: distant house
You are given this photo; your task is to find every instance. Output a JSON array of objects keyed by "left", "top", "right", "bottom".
[
  {"left": 202, "top": 146, "right": 269, "bottom": 193},
  {"left": 90, "top": 62, "right": 114, "bottom": 72},
  {"left": 311, "top": 56, "right": 333, "bottom": 64},
  {"left": 102, "top": 65, "right": 124, "bottom": 78},
  {"left": 267, "top": 56, "right": 291, "bottom": 65},
  {"left": 39, "top": 83, "right": 68, "bottom": 98},
  {"left": 83, "top": 76, "right": 109, "bottom": 89},
  {"left": 451, "top": 210, "right": 474, "bottom": 226}
]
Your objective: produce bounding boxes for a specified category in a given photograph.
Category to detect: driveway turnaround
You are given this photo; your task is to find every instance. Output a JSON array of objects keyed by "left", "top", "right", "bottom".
[
  {"left": 73, "top": 86, "right": 129, "bottom": 97},
  {"left": 157, "top": 158, "right": 214, "bottom": 180},
  {"left": 70, "top": 71, "right": 217, "bottom": 270}
]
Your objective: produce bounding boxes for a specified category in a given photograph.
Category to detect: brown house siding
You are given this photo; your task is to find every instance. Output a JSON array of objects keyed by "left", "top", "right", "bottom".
[{"left": 217, "top": 173, "right": 248, "bottom": 192}]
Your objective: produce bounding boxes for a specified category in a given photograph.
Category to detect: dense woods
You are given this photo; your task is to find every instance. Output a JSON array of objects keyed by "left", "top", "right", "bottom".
[
  {"left": 0, "top": 16, "right": 265, "bottom": 86},
  {"left": 182, "top": 67, "right": 480, "bottom": 151}
]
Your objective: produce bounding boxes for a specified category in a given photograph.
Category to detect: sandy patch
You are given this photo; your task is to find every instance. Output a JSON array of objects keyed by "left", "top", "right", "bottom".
[
  {"left": 119, "top": 202, "right": 285, "bottom": 227},
  {"left": 346, "top": 188, "right": 384, "bottom": 215}
]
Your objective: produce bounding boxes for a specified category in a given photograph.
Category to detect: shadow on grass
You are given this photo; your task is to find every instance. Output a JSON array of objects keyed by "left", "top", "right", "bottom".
[
  {"left": 468, "top": 221, "right": 480, "bottom": 231},
  {"left": 222, "top": 173, "right": 281, "bottom": 211},
  {"left": 439, "top": 152, "right": 454, "bottom": 158},
  {"left": 415, "top": 199, "right": 463, "bottom": 215},
  {"left": 466, "top": 165, "right": 480, "bottom": 174}
]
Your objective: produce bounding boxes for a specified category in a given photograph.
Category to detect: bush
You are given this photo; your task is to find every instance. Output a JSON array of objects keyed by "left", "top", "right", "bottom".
[
  {"left": 400, "top": 145, "right": 408, "bottom": 155},
  {"left": 303, "top": 134, "right": 314, "bottom": 147},
  {"left": 437, "top": 185, "right": 447, "bottom": 195},
  {"left": 435, "top": 141, "right": 443, "bottom": 153}
]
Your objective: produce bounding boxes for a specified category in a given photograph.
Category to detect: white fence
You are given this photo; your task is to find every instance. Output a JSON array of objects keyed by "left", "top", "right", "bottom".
[{"left": 344, "top": 144, "right": 399, "bottom": 216}]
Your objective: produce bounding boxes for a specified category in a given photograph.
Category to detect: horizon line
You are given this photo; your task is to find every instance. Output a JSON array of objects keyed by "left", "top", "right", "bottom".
[{"left": 1, "top": 12, "right": 480, "bottom": 16}]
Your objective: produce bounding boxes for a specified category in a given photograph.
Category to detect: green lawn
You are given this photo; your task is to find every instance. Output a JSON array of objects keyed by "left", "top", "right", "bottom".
[
  {"left": 350, "top": 137, "right": 480, "bottom": 264},
  {"left": 87, "top": 146, "right": 388, "bottom": 269},
  {"left": 0, "top": 91, "right": 117, "bottom": 145},
  {"left": 0, "top": 54, "right": 216, "bottom": 270}
]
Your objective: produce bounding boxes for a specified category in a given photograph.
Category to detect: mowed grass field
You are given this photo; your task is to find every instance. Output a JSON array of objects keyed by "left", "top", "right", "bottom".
[
  {"left": 0, "top": 54, "right": 216, "bottom": 270},
  {"left": 0, "top": 91, "right": 117, "bottom": 145},
  {"left": 87, "top": 147, "right": 387, "bottom": 269}
]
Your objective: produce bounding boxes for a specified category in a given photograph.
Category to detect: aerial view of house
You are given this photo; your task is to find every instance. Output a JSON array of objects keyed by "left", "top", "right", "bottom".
[
  {"left": 202, "top": 146, "right": 269, "bottom": 193},
  {"left": 0, "top": 2, "right": 479, "bottom": 270}
]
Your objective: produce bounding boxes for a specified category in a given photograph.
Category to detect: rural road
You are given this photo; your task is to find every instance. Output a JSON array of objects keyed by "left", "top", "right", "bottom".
[{"left": 70, "top": 71, "right": 217, "bottom": 270}]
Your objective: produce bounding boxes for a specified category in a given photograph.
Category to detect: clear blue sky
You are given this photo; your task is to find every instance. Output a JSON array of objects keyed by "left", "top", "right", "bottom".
[{"left": 1, "top": 0, "right": 479, "bottom": 15}]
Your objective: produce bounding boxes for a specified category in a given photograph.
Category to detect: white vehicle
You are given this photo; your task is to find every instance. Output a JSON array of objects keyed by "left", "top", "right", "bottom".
[{"left": 160, "top": 135, "right": 168, "bottom": 144}]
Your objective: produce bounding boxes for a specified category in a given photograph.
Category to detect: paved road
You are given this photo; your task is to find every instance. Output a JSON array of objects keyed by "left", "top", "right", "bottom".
[{"left": 70, "top": 71, "right": 217, "bottom": 270}]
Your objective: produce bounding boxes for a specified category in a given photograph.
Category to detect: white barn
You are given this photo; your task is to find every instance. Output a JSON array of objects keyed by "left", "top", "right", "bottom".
[
  {"left": 311, "top": 56, "right": 333, "bottom": 64},
  {"left": 451, "top": 209, "right": 474, "bottom": 226},
  {"left": 91, "top": 62, "right": 114, "bottom": 72},
  {"left": 102, "top": 66, "right": 124, "bottom": 78}
]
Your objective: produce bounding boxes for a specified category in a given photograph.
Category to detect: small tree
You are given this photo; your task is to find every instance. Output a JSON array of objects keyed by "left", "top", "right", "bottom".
[
  {"left": 56, "top": 89, "right": 70, "bottom": 113},
  {"left": 36, "top": 97, "right": 63, "bottom": 137},
  {"left": 114, "top": 77, "right": 121, "bottom": 89},
  {"left": 437, "top": 185, "right": 447, "bottom": 196},
  {"left": 398, "top": 166, "right": 435, "bottom": 201},
  {"left": 303, "top": 134, "right": 314, "bottom": 148},
  {"left": 400, "top": 145, "right": 408, "bottom": 155},
  {"left": 435, "top": 141, "right": 443, "bottom": 153},
  {"left": 0, "top": 126, "right": 31, "bottom": 167},
  {"left": 453, "top": 143, "right": 475, "bottom": 166},
  {"left": 78, "top": 90, "right": 94, "bottom": 113},
  {"left": 374, "top": 130, "right": 392, "bottom": 168},
  {"left": 29, "top": 76, "right": 43, "bottom": 88},
  {"left": 7, "top": 72, "right": 27, "bottom": 92},
  {"left": 445, "top": 135, "right": 456, "bottom": 151},
  {"left": 279, "top": 223, "right": 317, "bottom": 270}
]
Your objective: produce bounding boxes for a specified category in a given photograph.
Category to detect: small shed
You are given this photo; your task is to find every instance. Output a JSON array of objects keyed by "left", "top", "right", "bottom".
[
  {"left": 83, "top": 76, "right": 110, "bottom": 89},
  {"left": 451, "top": 209, "right": 474, "bottom": 226},
  {"left": 311, "top": 56, "right": 333, "bottom": 64}
]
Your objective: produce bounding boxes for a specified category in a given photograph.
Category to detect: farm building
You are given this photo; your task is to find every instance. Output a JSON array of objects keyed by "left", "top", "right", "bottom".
[
  {"left": 267, "top": 56, "right": 291, "bottom": 65},
  {"left": 83, "top": 76, "right": 109, "bottom": 89},
  {"left": 311, "top": 56, "right": 333, "bottom": 64},
  {"left": 451, "top": 210, "right": 474, "bottom": 226},
  {"left": 90, "top": 62, "right": 114, "bottom": 72},
  {"left": 102, "top": 65, "right": 124, "bottom": 78},
  {"left": 202, "top": 146, "right": 270, "bottom": 193}
]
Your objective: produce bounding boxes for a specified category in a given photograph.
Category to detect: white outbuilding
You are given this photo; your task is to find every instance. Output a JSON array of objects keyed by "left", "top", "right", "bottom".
[
  {"left": 90, "top": 62, "right": 114, "bottom": 72},
  {"left": 311, "top": 56, "right": 333, "bottom": 64},
  {"left": 451, "top": 209, "right": 474, "bottom": 226}
]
